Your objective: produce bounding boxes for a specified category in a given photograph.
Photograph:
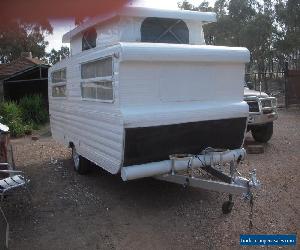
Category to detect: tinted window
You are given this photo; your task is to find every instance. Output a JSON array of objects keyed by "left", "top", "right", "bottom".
[
  {"left": 141, "top": 18, "right": 189, "bottom": 44},
  {"left": 82, "top": 28, "right": 97, "bottom": 51}
]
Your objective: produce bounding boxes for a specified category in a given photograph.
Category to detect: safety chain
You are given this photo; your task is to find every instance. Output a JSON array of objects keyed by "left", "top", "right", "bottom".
[{"left": 249, "top": 192, "right": 254, "bottom": 229}]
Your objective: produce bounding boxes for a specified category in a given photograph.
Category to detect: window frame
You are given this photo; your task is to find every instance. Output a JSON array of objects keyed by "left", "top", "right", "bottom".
[
  {"left": 51, "top": 68, "right": 67, "bottom": 98},
  {"left": 81, "top": 80, "right": 114, "bottom": 103},
  {"left": 80, "top": 56, "right": 115, "bottom": 103},
  {"left": 140, "top": 17, "right": 190, "bottom": 44},
  {"left": 82, "top": 27, "right": 97, "bottom": 51},
  {"left": 81, "top": 56, "right": 113, "bottom": 80}
]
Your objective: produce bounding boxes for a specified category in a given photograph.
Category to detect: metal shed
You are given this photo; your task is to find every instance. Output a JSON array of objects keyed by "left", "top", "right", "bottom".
[{"left": 0, "top": 53, "right": 49, "bottom": 103}]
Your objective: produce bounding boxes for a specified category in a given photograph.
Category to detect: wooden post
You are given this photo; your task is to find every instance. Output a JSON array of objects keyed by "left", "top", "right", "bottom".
[{"left": 0, "top": 129, "right": 10, "bottom": 178}]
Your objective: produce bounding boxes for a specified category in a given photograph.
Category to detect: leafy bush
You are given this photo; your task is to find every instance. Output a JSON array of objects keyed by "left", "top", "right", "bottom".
[
  {"left": 0, "top": 101, "right": 25, "bottom": 137},
  {"left": 0, "top": 95, "right": 48, "bottom": 137},
  {"left": 19, "top": 94, "right": 48, "bottom": 125}
]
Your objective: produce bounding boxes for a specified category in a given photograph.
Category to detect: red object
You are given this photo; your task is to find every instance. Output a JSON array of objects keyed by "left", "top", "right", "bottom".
[
  {"left": 0, "top": 133, "right": 9, "bottom": 163},
  {"left": 0, "top": 0, "right": 129, "bottom": 25}
]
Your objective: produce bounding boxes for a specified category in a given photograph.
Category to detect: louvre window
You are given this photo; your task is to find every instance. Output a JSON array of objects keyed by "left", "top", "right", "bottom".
[
  {"left": 81, "top": 81, "right": 113, "bottom": 101},
  {"left": 81, "top": 57, "right": 112, "bottom": 79},
  {"left": 141, "top": 17, "right": 189, "bottom": 44},
  {"left": 82, "top": 28, "right": 97, "bottom": 51},
  {"left": 51, "top": 68, "right": 67, "bottom": 97},
  {"left": 52, "top": 85, "right": 66, "bottom": 97},
  {"left": 81, "top": 56, "right": 114, "bottom": 101},
  {"left": 51, "top": 68, "right": 66, "bottom": 83}
]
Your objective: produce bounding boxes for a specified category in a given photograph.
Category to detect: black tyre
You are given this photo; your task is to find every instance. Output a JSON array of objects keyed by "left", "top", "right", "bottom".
[
  {"left": 251, "top": 122, "right": 273, "bottom": 143},
  {"left": 72, "top": 147, "right": 90, "bottom": 174},
  {"left": 222, "top": 201, "right": 234, "bottom": 214}
]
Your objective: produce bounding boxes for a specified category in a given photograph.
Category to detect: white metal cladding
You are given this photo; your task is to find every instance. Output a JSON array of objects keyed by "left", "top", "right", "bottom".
[
  {"left": 70, "top": 18, "right": 121, "bottom": 56},
  {"left": 117, "top": 42, "right": 250, "bottom": 128},
  {"left": 66, "top": 7, "right": 213, "bottom": 55},
  {"left": 49, "top": 42, "right": 250, "bottom": 174},
  {"left": 69, "top": 17, "right": 207, "bottom": 56},
  {"left": 62, "top": 6, "right": 216, "bottom": 43},
  {"left": 119, "top": 42, "right": 250, "bottom": 63},
  {"left": 119, "top": 6, "right": 216, "bottom": 23},
  {"left": 49, "top": 45, "right": 124, "bottom": 174}
]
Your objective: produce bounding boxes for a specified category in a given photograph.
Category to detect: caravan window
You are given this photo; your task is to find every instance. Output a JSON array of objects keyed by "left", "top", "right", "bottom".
[
  {"left": 81, "top": 81, "right": 113, "bottom": 101},
  {"left": 81, "top": 57, "right": 114, "bottom": 102},
  {"left": 82, "top": 28, "right": 97, "bottom": 51},
  {"left": 51, "top": 68, "right": 67, "bottom": 97},
  {"left": 52, "top": 85, "right": 66, "bottom": 97},
  {"left": 141, "top": 17, "right": 189, "bottom": 44},
  {"left": 81, "top": 57, "right": 112, "bottom": 79},
  {"left": 51, "top": 68, "right": 66, "bottom": 83}
]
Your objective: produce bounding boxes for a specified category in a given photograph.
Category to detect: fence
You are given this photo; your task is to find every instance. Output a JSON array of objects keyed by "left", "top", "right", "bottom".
[
  {"left": 286, "top": 70, "right": 300, "bottom": 107},
  {"left": 245, "top": 70, "right": 300, "bottom": 108},
  {"left": 245, "top": 71, "right": 286, "bottom": 107}
]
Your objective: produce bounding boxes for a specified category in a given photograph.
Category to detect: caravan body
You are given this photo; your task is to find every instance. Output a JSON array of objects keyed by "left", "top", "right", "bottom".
[{"left": 49, "top": 6, "right": 250, "bottom": 178}]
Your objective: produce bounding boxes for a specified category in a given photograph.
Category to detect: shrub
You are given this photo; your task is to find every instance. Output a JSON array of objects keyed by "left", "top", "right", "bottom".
[
  {"left": 0, "top": 95, "right": 48, "bottom": 137},
  {"left": 0, "top": 101, "right": 25, "bottom": 137},
  {"left": 19, "top": 94, "right": 48, "bottom": 125}
]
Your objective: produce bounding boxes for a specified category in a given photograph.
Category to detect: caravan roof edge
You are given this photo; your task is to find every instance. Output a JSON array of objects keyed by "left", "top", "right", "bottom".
[
  {"left": 119, "top": 42, "right": 250, "bottom": 63},
  {"left": 62, "top": 6, "right": 217, "bottom": 43}
]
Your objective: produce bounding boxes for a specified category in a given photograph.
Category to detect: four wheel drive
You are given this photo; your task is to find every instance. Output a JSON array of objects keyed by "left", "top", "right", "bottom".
[{"left": 244, "top": 86, "right": 278, "bottom": 143}]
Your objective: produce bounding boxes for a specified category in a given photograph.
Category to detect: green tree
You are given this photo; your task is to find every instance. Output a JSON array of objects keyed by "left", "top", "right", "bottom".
[
  {"left": 214, "top": 0, "right": 227, "bottom": 16},
  {"left": 178, "top": 1, "right": 215, "bottom": 44},
  {"left": 47, "top": 46, "right": 70, "bottom": 65},
  {"left": 0, "top": 20, "right": 52, "bottom": 63},
  {"left": 179, "top": 0, "right": 275, "bottom": 74},
  {"left": 275, "top": 0, "right": 300, "bottom": 68}
]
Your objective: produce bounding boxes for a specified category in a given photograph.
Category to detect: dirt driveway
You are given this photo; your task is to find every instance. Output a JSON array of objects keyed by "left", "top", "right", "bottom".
[{"left": 2, "top": 108, "right": 300, "bottom": 250}]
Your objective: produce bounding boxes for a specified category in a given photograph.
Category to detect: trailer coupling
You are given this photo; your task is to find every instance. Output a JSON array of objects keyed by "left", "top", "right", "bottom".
[
  {"left": 157, "top": 149, "right": 260, "bottom": 215},
  {"left": 121, "top": 148, "right": 260, "bottom": 214},
  {"left": 155, "top": 169, "right": 259, "bottom": 196}
]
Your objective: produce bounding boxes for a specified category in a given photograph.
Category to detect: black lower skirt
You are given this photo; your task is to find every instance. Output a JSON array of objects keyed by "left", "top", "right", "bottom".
[{"left": 123, "top": 117, "right": 247, "bottom": 166}]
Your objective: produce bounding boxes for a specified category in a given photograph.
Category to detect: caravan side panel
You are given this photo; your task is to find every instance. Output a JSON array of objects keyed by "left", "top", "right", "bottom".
[{"left": 49, "top": 46, "right": 124, "bottom": 174}]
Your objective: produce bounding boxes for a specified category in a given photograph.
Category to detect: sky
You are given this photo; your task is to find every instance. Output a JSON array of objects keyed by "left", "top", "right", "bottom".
[{"left": 45, "top": 0, "right": 216, "bottom": 52}]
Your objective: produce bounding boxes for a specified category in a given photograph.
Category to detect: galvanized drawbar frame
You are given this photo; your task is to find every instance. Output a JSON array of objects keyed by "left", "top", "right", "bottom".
[{"left": 121, "top": 148, "right": 260, "bottom": 213}]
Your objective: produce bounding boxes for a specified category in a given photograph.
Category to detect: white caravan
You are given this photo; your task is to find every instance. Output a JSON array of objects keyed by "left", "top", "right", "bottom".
[{"left": 49, "top": 6, "right": 259, "bottom": 213}]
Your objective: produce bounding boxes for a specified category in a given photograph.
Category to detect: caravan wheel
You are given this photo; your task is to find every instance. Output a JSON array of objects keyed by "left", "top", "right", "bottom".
[{"left": 71, "top": 147, "right": 90, "bottom": 175}]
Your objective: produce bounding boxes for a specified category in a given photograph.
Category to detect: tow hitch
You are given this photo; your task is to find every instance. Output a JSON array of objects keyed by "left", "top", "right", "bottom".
[{"left": 153, "top": 148, "right": 260, "bottom": 215}]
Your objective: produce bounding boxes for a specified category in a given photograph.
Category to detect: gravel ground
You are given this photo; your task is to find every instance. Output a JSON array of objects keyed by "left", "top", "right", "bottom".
[{"left": 1, "top": 108, "right": 299, "bottom": 250}]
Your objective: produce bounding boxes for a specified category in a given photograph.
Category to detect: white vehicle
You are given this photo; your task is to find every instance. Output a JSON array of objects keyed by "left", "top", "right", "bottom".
[
  {"left": 49, "top": 6, "right": 259, "bottom": 213},
  {"left": 244, "top": 85, "right": 278, "bottom": 142}
]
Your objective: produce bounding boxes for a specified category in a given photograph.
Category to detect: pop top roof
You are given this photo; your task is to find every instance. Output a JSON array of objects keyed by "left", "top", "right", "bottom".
[{"left": 62, "top": 6, "right": 216, "bottom": 43}]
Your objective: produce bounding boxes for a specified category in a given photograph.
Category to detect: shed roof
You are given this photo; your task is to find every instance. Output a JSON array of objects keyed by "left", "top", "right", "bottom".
[
  {"left": 62, "top": 6, "right": 216, "bottom": 43},
  {"left": 0, "top": 56, "right": 47, "bottom": 80}
]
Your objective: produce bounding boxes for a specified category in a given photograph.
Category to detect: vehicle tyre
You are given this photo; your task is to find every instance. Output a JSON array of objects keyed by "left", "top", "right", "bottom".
[
  {"left": 222, "top": 201, "right": 234, "bottom": 214},
  {"left": 251, "top": 122, "right": 273, "bottom": 143},
  {"left": 72, "top": 146, "right": 90, "bottom": 174}
]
